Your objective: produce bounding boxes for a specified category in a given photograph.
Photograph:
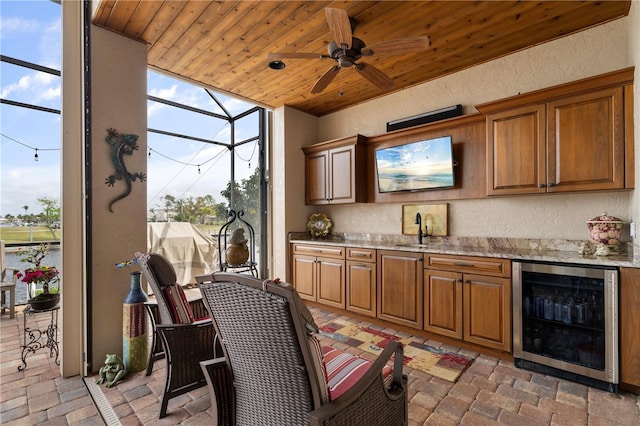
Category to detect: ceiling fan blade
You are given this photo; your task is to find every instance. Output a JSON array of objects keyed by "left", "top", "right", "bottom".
[
  {"left": 311, "top": 66, "right": 341, "bottom": 94},
  {"left": 267, "top": 52, "right": 328, "bottom": 59},
  {"left": 355, "top": 62, "right": 394, "bottom": 90},
  {"left": 361, "top": 36, "right": 431, "bottom": 57},
  {"left": 325, "top": 8, "right": 352, "bottom": 49}
]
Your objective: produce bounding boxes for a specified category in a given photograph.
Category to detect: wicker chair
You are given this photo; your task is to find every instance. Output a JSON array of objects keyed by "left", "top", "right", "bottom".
[
  {"left": 198, "top": 272, "right": 408, "bottom": 426},
  {"left": 135, "top": 252, "right": 230, "bottom": 421}
]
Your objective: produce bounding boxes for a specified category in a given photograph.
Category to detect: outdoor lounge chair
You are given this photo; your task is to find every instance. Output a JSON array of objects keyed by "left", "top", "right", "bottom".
[
  {"left": 0, "top": 240, "right": 18, "bottom": 319},
  {"left": 198, "top": 272, "right": 408, "bottom": 426},
  {"left": 135, "top": 252, "right": 231, "bottom": 420}
]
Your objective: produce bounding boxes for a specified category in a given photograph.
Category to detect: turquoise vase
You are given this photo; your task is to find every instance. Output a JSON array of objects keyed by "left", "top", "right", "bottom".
[{"left": 123, "top": 271, "right": 148, "bottom": 373}]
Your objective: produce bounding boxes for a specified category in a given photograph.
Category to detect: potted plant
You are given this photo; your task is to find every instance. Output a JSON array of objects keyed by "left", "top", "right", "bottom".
[{"left": 16, "top": 243, "right": 60, "bottom": 310}]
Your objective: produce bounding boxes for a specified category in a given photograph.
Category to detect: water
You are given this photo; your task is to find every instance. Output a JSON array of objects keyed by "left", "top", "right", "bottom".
[{"left": 5, "top": 246, "right": 61, "bottom": 305}]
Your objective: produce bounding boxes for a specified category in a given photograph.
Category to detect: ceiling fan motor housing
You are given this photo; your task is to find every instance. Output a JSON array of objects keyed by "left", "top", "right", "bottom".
[{"left": 328, "top": 37, "right": 365, "bottom": 67}]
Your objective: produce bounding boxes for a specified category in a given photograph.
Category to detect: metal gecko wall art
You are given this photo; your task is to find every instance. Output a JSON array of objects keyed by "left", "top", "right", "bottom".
[{"left": 104, "top": 128, "right": 146, "bottom": 213}]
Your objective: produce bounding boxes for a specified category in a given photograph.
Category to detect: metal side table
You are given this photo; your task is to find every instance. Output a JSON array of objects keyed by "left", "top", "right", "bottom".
[{"left": 18, "top": 305, "right": 60, "bottom": 371}]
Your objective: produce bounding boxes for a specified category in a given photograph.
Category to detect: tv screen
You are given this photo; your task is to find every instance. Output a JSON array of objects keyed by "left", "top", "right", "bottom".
[{"left": 375, "top": 136, "right": 455, "bottom": 193}]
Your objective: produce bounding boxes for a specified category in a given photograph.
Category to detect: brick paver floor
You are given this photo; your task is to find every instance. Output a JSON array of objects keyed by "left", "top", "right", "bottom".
[{"left": 1, "top": 306, "right": 639, "bottom": 425}]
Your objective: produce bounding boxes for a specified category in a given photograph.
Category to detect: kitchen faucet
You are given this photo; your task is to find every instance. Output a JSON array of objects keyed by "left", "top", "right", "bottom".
[{"left": 415, "top": 213, "right": 423, "bottom": 244}]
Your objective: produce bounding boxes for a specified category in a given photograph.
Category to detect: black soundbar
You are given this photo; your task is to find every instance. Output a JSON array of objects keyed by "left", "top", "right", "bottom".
[{"left": 386, "top": 104, "right": 463, "bottom": 132}]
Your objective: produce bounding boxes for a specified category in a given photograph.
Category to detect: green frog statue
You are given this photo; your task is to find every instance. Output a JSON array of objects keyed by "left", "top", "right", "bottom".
[{"left": 96, "top": 354, "right": 127, "bottom": 387}]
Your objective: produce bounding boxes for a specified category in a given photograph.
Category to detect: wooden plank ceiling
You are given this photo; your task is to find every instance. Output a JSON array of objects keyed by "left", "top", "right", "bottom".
[{"left": 92, "top": 1, "right": 630, "bottom": 117}]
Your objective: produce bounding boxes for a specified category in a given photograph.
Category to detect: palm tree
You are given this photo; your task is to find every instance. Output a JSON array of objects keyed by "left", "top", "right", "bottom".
[{"left": 22, "top": 205, "right": 29, "bottom": 222}]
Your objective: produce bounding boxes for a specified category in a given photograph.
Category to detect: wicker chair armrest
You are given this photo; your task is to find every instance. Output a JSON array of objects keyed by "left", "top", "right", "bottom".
[
  {"left": 156, "top": 321, "right": 216, "bottom": 361},
  {"left": 308, "top": 341, "right": 408, "bottom": 426},
  {"left": 188, "top": 297, "right": 209, "bottom": 319},
  {"left": 200, "top": 357, "right": 235, "bottom": 426}
]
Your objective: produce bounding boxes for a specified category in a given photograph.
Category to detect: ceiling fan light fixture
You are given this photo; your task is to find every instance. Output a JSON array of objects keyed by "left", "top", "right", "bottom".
[{"left": 268, "top": 60, "right": 286, "bottom": 70}]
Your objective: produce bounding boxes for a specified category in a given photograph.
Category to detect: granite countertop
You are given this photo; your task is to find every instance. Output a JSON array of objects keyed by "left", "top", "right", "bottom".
[{"left": 289, "top": 232, "right": 639, "bottom": 268}]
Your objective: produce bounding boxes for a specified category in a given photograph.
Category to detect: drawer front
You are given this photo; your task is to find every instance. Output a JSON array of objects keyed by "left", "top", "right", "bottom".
[
  {"left": 424, "top": 254, "right": 510, "bottom": 277},
  {"left": 346, "top": 247, "right": 376, "bottom": 262},
  {"left": 292, "top": 244, "right": 345, "bottom": 259}
]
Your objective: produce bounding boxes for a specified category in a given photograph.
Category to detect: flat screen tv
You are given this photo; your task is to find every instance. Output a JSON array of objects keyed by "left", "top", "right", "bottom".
[{"left": 375, "top": 135, "right": 455, "bottom": 193}]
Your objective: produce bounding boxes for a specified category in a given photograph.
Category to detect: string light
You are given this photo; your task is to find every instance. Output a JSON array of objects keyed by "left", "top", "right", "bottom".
[
  {"left": 147, "top": 146, "right": 221, "bottom": 171},
  {"left": 235, "top": 140, "right": 258, "bottom": 169},
  {"left": 1, "top": 132, "right": 59, "bottom": 160}
]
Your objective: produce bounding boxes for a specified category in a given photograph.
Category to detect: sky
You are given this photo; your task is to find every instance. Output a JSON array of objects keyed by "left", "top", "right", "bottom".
[{"left": 1, "top": 0, "right": 262, "bottom": 217}]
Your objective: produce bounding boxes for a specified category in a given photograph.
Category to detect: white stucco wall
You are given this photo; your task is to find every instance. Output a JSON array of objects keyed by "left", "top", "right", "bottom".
[
  {"left": 300, "top": 14, "right": 637, "bottom": 243},
  {"left": 271, "top": 106, "right": 319, "bottom": 278},
  {"left": 89, "top": 26, "right": 148, "bottom": 371}
]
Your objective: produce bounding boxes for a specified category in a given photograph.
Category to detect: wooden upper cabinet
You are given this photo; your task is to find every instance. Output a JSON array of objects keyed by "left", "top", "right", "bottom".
[
  {"left": 478, "top": 67, "right": 634, "bottom": 196},
  {"left": 547, "top": 87, "right": 625, "bottom": 192},
  {"left": 303, "top": 134, "right": 367, "bottom": 205},
  {"left": 486, "top": 104, "right": 546, "bottom": 195},
  {"left": 305, "top": 151, "right": 329, "bottom": 205}
]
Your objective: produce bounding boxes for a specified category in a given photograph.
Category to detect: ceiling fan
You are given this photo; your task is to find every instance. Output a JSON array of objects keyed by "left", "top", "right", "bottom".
[{"left": 267, "top": 8, "right": 430, "bottom": 94}]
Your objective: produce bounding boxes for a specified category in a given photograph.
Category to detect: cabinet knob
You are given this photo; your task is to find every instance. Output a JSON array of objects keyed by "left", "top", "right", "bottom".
[
  {"left": 548, "top": 182, "right": 556, "bottom": 187},
  {"left": 538, "top": 184, "right": 546, "bottom": 188}
]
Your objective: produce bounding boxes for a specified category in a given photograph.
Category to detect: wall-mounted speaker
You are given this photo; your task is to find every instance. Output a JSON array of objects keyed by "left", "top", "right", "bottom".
[{"left": 386, "top": 104, "right": 463, "bottom": 132}]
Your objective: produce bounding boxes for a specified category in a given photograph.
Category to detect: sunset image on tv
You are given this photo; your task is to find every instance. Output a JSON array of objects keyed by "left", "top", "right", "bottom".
[{"left": 375, "top": 136, "right": 455, "bottom": 193}]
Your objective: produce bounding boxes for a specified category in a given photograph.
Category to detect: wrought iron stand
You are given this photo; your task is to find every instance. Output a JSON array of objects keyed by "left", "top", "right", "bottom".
[
  {"left": 218, "top": 209, "right": 258, "bottom": 277},
  {"left": 18, "top": 305, "right": 60, "bottom": 371}
]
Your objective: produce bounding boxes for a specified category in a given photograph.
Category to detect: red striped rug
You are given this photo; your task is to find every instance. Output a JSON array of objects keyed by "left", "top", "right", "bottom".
[{"left": 319, "top": 321, "right": 473, "bottom": 382}]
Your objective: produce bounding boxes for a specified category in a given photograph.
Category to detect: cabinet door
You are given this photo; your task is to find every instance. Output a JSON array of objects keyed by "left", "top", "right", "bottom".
[
  {"left": 620, "top": 267, "right": 640, "bottom": 388},
  {"left": 424, "top": 270, "right": 463, "bottom": 339},
  {"left": 346, "top": 260, "right": 376, "bottom": 317},
  {"left": 463, "top": 274, "right": 511, "bottom": 351},
  {"left": 317, "top": 258, "right": 345, "bottom": 309},
  {"left": 329, "top": 145, "right": 356, "bottom": 203},
  {"left": 292, "top": 255, "right": 316, "bottom": 302},
  {"left": 305, "top": 151, "right": 329, "bottom": 205},
  {"left": 547, "top": 87, "right": 624, "bottom": 192},
  {"left": 377, "top": 250, "right": 423, "bottom": 328},
  {"left": 486, "top": 104, "right": 546, "bottom": 195}
]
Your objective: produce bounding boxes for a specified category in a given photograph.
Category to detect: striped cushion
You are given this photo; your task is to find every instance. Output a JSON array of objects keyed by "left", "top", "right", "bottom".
[
  {"left": 308, "top": 335, "right": 330, "bottom": 403},
  {"left": 322, "top": 346, "right": 392, "bottom": 400},
  {"left": 163, "top": 284, "right": 195, "bottom": 324}
]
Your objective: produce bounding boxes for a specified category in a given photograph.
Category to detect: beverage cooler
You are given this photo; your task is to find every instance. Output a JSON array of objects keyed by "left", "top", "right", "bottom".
[{"left": 512, "top": 261, "right": 618, "bottom": 392}]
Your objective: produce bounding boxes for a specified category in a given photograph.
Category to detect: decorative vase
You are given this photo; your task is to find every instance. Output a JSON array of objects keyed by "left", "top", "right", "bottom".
[
  {"left": 122, "top": 271, "right": 148, "bottom": 373},
  {"left": 124, "top": 271, "right": 148, "bottom": 303},
  {"left": 225, "top": 243, "right": 249, "bottom": 265}
]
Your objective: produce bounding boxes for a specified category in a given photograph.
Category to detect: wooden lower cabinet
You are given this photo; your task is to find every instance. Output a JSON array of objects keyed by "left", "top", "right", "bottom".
[
  {"left": 463, "top": 274, "right": 511, "bottom": 352},
  {"left": 292, "top": 245, "right": 513, "bottom": 353},
  {"left": 424, "top": 254, "right": 512, "bottom": 352},
  {"left": 377, "top": 250, "right": 423, "bottom": 328},
  {"left": 291, "top": 244, "right": 345, "bottom": 309},
  {"left": 424, "top": 270, "right": 463, "bottom": 339},
  {"left": 620, "top": 267, "right": 640, "bottom": 388},
  {"left": 346, "top": 248, "right": 377, "bottom": 317},
  {"left": 292, "top": 255, "right": 316, "bottom": 301},
  {"left": 316, "top": 258, "right": 345, "bottom": 308}
]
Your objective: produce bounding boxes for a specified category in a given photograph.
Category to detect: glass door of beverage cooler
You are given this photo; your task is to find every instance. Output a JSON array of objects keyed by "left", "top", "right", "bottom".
[{"left": 513, "top": 262, "right": 618, "bottom": 391}]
